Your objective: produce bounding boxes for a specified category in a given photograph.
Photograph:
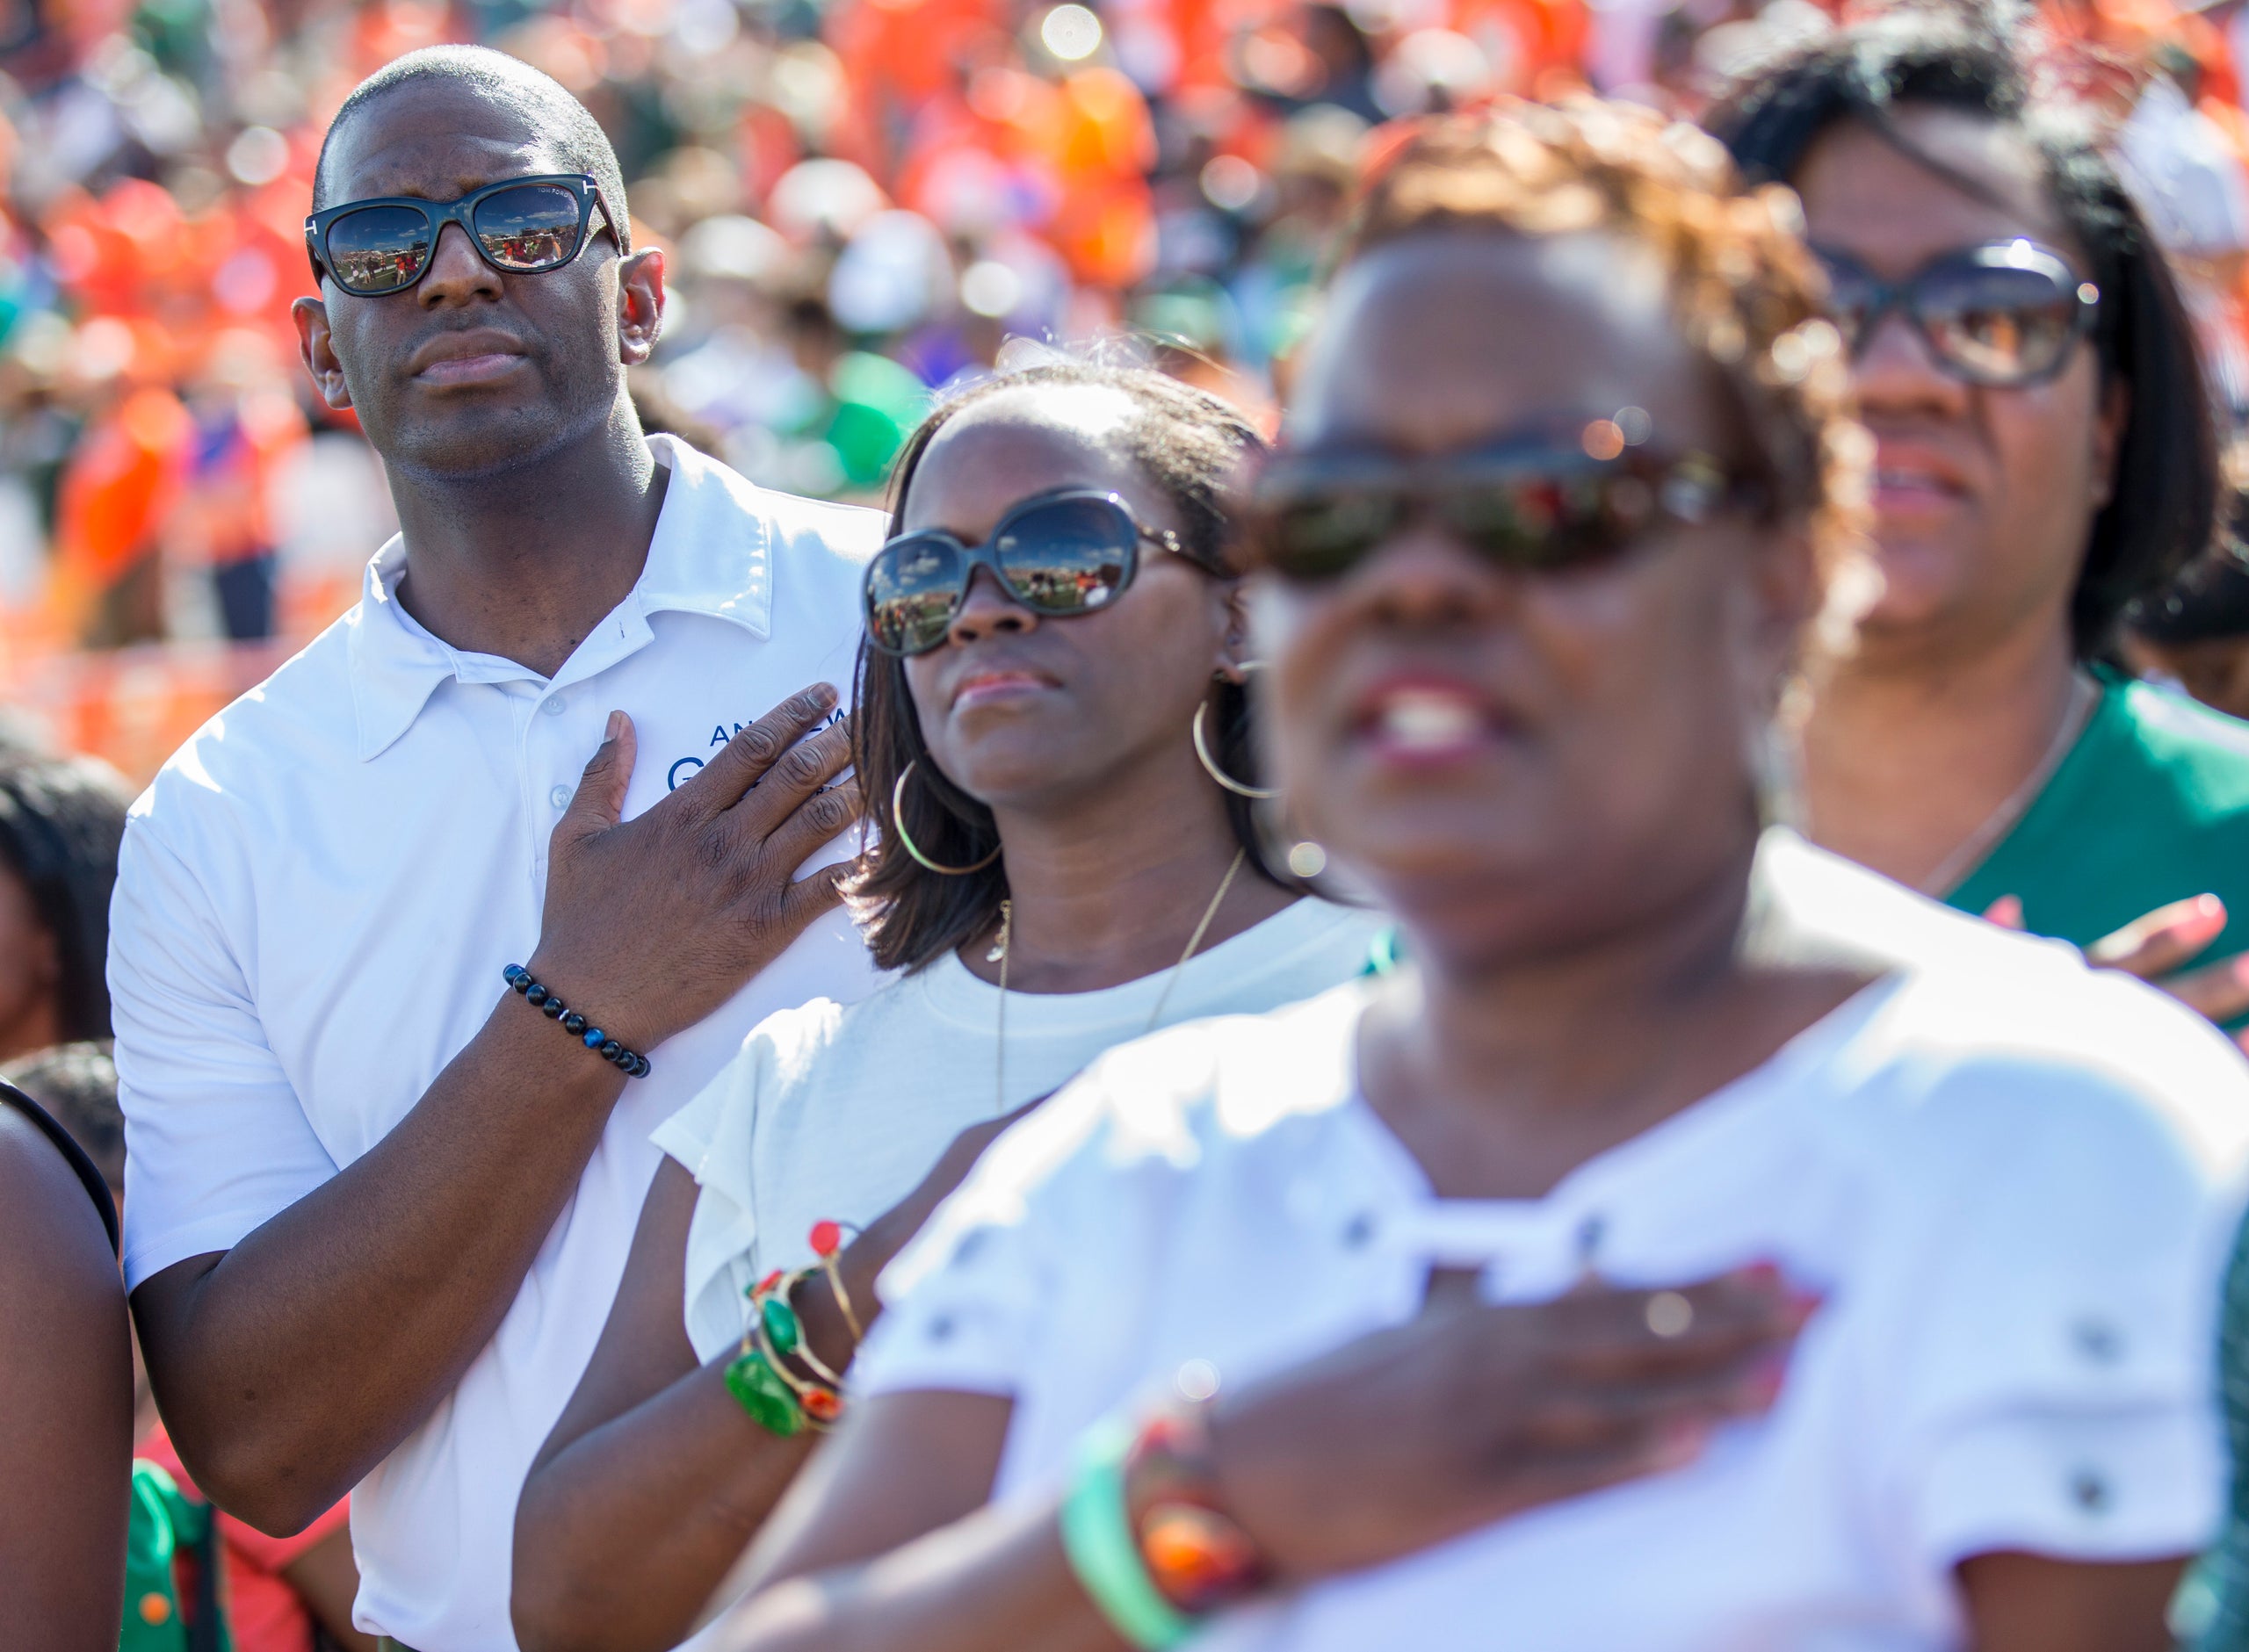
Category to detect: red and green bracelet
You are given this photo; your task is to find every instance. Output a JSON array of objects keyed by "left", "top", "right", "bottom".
[{"left": 723, "top": 1222, "right": 865, "bottom": 1437}]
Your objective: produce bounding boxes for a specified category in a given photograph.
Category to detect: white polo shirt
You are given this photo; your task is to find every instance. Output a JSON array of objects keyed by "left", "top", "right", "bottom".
[{"left": 110, "top": 434, "right": 886, "bottom": 1651}]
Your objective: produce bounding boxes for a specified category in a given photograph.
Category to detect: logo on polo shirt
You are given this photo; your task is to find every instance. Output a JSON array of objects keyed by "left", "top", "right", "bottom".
[{"left": 666, "top": 705, "right": 850, "bottom": 790}]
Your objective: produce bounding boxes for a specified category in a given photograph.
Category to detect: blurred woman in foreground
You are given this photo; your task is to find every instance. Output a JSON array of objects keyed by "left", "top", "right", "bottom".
[{"left": 693, "top": 105, "right": 2249, "bottom": 1652}]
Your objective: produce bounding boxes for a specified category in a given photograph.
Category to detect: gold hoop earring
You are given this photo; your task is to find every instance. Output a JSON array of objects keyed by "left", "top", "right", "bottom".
[
  {"left": 891, "top": 760, "right": 1002, "bottom": 875},
  {"left": 1193, "top": 667, "right": 1279, "bottom": 800}
]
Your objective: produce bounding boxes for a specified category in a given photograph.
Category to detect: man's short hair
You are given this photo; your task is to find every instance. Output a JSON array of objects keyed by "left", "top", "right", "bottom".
[{"left": 312, "top": 46, "right": 630, "bottom": 255}]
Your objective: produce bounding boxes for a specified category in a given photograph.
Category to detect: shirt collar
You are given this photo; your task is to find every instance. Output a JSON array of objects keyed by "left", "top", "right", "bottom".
[{"left": 346, "top": 434, "right": 777, "bottom": 761}]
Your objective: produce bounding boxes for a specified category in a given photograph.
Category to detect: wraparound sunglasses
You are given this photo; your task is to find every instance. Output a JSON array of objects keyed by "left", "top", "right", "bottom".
[
  {"left": 1814, "top": 238, "right": 2100, "bottom": 387},
  {"left": 305, "top": 173, "right": 621, "bottom": 297},
  {"left": 1247, "top": 440, "right": 1765, "bottom": 582},
  {"left": 865, "top": 489, "right": 1219, "bottom": 656}
]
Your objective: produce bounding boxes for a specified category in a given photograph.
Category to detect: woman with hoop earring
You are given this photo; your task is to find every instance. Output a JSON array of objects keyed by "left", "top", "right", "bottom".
[{"left": 510, "top": 363, "right": 1383, "bottom": 1651}]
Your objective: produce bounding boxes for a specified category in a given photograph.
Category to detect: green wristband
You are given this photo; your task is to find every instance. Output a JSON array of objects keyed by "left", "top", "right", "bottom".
[{"left": 1059, "top": 1419, "right": 1196, "bottom": 1650}]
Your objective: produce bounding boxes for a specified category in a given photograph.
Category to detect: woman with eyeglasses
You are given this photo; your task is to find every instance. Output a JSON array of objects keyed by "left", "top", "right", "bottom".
[
  {"left": 1710, "top": 16, "right": 2249, "bottom": 1023},
  {"left": 681, "top": 104, "right": 2249, "bottom": 1652},
  {"left": 513, "top": 364, "right": 1402, "bottom": 1650}
]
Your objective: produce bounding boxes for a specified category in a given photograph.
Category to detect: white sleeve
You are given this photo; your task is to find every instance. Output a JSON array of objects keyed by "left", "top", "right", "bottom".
[
  {"left": 111, "top": 818, "right": 337, "bottom": 1290},
  {"left": 652, "top": 1045, "right": 763, "bottom": 1364},
  {"left": 1880, "top": 1065, "right": 2244, "bottom": 1573},
  {"left": 853, "top": 1078, "right": 1110, "bottom": 1400}
]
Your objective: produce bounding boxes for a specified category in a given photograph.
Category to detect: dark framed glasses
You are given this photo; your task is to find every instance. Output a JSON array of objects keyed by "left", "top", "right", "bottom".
[
  {"left": 1816, "top": 238, "right": 2100, "bottom": 387},
  {"left": 305, "top": 173, "right": 620, "bottom": 297},
  {"left": 1247, "top": 441, "right": 1763, "bottom": 583},
  {"left": 865, "top": 489, "right": 1206, "bottom": 657}
]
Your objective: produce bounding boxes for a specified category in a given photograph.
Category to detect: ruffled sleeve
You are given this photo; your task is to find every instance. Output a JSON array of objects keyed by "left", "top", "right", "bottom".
[{"left": 651, "top": 1000, "right": 842, "bottom": 1365}]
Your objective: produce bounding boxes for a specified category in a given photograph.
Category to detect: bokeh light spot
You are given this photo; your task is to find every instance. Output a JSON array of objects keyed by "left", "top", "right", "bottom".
[{"left": 1040, "top": 4, "right": 1104, "bottom": 61}]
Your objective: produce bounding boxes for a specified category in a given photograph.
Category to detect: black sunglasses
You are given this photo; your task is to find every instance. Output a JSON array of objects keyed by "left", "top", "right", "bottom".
[
  {"left": 1815, "top": 238, "right": 2100, "bottom": 387},
  {"left": 865, "top": 489, "right": 1211, "bottom": 657},
  {"left": 1247, "top": 440, "right": 1763, "bottom": 583},
  {"left": 305, "top": 173, "right": 621, "bottom": 297}
]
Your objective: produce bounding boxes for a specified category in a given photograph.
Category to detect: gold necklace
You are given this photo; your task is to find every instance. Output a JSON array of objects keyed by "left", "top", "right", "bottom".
[
  {"left": 1918, "top": 671, "right": 2097, "bottom": 898},
  {"left": 987, "top": 848, "right": 1247, "bottom": 1116}
]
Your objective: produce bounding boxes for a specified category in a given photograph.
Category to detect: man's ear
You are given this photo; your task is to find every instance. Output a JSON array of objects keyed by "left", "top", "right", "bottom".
[
  {"left": 292, "top": 295, "right": 353, "bottom": 411},
  {"left": 618, "top": 249, "right": 666, "bottom": 364}
]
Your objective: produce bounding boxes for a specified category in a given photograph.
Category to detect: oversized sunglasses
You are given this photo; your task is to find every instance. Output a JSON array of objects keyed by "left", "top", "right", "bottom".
[
  {"left": 305, "top": 174, "right": 621, "bottom": 297},
  {"left": 1247, "top": 442, "right": 1763, "bottom": 582},
  {"left": 865, "top": 489, "right": 1211, "bottom": 657},
  {"left": 1815, "top": 238, "right": 2100, "bottom": 387}
]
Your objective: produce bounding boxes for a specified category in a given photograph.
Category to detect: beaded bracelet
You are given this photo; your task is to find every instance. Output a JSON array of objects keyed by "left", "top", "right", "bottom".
[{"left": 501, "top": 965, "right": 651, "bottom": 1078}]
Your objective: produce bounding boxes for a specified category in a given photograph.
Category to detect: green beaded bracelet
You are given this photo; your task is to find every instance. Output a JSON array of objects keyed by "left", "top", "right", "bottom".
[
  {"left": 1059, "top": 1420, "right": 1195, "bottom": 1650},
  {"left": 724, "top": 1348, "right": 806, "bottom": 1438}
]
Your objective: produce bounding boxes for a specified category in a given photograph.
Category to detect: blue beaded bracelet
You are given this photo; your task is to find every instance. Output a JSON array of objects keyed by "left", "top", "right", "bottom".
[{"left": 503, "top": 965, "right": 652, "bottom": 1078}]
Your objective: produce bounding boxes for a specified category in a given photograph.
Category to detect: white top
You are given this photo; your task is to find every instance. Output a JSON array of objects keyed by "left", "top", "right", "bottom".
[
  {"left": 860, "top": 837, "right": 2249, "bottom": 1652},
  {"left": 108, "top": 436, "right": 886, "bottom": 1651},
  {"left": 654, "top": 897, "right": 1386, "bottom": 1365}
]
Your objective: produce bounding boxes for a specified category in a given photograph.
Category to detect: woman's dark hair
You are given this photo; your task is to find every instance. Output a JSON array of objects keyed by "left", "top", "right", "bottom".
[
  {"left": 1706, "top": 8, "right": 2222, "bottom": 658},
  {"left": 0, "top": 754, "right": 131, "bottom": 1043},
  {"left": 850, "top": 362, "right": 1271, "bottom": 973}
]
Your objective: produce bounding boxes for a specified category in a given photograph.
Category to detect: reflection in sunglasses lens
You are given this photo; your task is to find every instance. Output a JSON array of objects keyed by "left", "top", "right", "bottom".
[
  {"left": 325, "top": 204, "right": 434, "bottom": 292},
  {"left": 864, "top": 499, "right": 1144, "bottom": 655},
  {"left": 869, "top": 537, "right": 965, "bottom": 653},
  {"left": 473, "top": 184, "right": 585, "bottom": 271},
  {"left": 1923, "top": 264, "right": 2075, "bottom": 379},
  {"left": 994, "top": 498, "right": 1134, "bottom": 617},
  {"left": 1271, "top": 494, "right": 1400, "bottom": 579}
]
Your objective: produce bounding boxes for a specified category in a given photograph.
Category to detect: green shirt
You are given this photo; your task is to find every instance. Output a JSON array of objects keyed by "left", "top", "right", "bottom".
[{"left": 1947, "top": 674, "right": 2249, "bottom": 963}]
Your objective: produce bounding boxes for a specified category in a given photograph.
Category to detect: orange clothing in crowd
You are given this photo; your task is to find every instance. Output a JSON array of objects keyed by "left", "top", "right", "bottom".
[
  {"left": 137, "top": 1425, "right": 352, "bottom": 1652},
  {"left": 53, "top": 386, "right": 192, "bottom": 587}
]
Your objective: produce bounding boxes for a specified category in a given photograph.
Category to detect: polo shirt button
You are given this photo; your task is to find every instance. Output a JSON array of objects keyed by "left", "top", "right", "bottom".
[
  {"left": 1341, "top": 1212, "right": 1376, "bottom": 1249},
  {"left": 549, "top": 785, "right": 573, "bottom": 809},
  {"left": 543, "top": 696, "right": 568, "bottom": 716}
]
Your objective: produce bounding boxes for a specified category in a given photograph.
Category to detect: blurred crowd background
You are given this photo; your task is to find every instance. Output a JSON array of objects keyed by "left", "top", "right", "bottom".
[{"left": 4, "top": 0, "right": 2249, "bottom": 779}]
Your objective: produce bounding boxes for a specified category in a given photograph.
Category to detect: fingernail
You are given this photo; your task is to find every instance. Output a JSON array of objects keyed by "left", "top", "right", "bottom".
[
  {"left": 605, "top": 711, "right": 623, "bottom": 739},
  {"left": 2198, "top": 893, "right": 2226, "bottom": 920},
  {"left": 1739, "top": 1259, "right": 1783, "bottom": 1288},
  {"left": 813, "top": 682, "right": 838, "bottom": 708}
]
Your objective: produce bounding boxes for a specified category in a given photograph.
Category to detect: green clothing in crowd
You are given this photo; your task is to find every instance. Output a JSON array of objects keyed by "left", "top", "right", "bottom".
[
  {"left": 1949, "top": 674, "right": 2249, "bottom": 1651},
  {"left": 1946, "top": 673, "right": 2249, "bottom": 960},
  {"left": 121, "top": 1460, "right": 230, "bottom": 1652}
]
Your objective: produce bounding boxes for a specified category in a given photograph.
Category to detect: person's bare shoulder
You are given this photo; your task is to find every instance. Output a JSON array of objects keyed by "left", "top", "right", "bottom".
[{"left": 0, "top": 1106, "right": 121, "bottom": 1318}]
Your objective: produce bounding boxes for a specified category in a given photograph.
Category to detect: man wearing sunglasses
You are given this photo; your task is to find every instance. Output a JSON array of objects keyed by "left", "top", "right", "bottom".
[{"left": 106, "top": 45, "right": 884, "bottom": 1652}]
